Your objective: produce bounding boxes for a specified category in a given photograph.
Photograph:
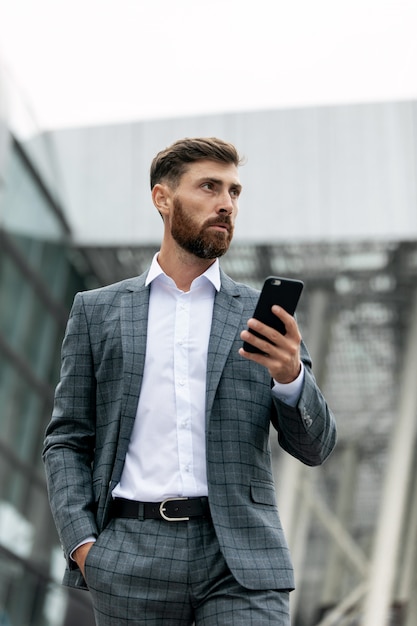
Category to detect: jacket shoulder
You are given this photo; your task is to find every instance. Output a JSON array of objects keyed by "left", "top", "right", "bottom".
[{"left": 75, "top": 272, "right": 148, "bottom": 303}]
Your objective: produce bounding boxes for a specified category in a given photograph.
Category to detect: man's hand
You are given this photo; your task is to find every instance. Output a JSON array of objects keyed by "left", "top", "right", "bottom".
[
  {"left": 239, "top": 305, "right": 302, "bottom": 383},
  {"left": 73, "top": 541, "right": 95, "bottom": 579}
]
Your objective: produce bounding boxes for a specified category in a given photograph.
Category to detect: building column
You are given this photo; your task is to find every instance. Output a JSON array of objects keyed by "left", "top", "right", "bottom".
[
  {"left": 320, "top": 442, "right": 360, "bottom": 611},
  {"left": 399, "top": 451, "right": 417, "bottom": 626},
  {"left": 361, "top": 290, "right": 417, "bottom": 625}
]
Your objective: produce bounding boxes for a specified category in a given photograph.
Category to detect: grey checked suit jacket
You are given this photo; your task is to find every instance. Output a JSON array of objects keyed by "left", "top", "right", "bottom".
[{"left": 43, "top": 268, "right": 336, "bottom": 591}]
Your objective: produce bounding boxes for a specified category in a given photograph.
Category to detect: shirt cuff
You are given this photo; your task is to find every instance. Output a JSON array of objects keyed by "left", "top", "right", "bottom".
[{"left": 271, "top": 362, "right": 305, "bottom": 407}]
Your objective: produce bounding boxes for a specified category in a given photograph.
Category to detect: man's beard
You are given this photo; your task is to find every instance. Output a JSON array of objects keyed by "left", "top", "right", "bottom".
[{"left": 171, "top": 197, "right": 234, "bottom": 259}]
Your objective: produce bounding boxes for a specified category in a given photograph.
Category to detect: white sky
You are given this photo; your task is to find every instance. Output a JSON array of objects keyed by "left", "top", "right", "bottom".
[{"left": 0, "top": 0, "right": 417, "bottom": 131}]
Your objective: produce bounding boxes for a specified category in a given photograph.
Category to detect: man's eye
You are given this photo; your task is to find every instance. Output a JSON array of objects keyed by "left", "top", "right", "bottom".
[{"left": 231, "top": 188, "right": 240, "bottom": 197}]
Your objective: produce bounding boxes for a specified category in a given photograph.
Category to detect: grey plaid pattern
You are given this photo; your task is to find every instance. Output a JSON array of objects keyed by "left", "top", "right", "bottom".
[
  {"left": 84, "top": 517, "right": 290, "bottom": 625},
  {"left": 43, "top": 268, "right": 336, "bottom": 601}
]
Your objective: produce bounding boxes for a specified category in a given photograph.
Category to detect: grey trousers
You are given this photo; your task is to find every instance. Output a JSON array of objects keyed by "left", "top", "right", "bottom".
[{"left": 84, "top": 516, "right": 290, "bottom": 625}]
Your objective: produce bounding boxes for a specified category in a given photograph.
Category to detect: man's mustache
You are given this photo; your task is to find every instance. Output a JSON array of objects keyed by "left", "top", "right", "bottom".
[{"left": 205, "top": 216, "right": 232, "bottom": 230}]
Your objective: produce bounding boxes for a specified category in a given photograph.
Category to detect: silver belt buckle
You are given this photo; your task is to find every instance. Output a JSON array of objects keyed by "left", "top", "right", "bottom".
[{"left": 159, "top": 497, "right": 189, "bottom": 522}]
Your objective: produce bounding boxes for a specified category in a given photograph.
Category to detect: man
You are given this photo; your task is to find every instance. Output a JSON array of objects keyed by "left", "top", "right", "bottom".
[{"left": 43, "top": 137, "right": 336, "bottom": 625}]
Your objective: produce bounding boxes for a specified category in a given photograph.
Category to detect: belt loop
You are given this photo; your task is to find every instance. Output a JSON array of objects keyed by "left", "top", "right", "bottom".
[{"left": 137, "top": 502, "right": 145, "bottom": 520}]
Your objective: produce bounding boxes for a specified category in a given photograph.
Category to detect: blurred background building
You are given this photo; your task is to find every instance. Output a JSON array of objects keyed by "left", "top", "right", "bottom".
[{"left": 1, "top": 26, "right": 417, "bottom": 626}]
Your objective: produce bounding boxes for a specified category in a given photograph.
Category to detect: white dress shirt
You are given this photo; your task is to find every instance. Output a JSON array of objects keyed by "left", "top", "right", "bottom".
[{"left": 112, "top": 255, "right": 219, "bottom": 501}]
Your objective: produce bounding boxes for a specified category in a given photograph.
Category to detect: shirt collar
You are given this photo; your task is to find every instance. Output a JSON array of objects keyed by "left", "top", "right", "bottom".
[{"left": 146, "top": 253, "right": 221, "bottom": 292}]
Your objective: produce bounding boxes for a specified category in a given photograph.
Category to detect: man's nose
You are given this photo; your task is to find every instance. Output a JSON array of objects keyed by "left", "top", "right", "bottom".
[{"left": 217, "top": 192, "right": 234, "bottom": 214}]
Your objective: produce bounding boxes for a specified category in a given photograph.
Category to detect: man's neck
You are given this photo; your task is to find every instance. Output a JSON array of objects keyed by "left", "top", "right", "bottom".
[{"left": 157, "top": 248, "right": 216, "bottom": 292}]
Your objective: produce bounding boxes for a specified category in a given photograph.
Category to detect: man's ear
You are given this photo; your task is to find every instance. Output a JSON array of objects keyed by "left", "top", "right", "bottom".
[{"left": 152, "top": 183, "right": 172, "bottom": 218}]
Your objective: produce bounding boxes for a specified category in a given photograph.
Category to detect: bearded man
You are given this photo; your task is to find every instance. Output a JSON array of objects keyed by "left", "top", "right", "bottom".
[{"left": 43, "top": 137, "right": 336, "bottom": 626}]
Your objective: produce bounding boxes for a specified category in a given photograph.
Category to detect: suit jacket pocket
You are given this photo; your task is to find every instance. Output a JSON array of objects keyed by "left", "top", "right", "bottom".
[{"left": 250, "top": 479, "right": 277, "bottom": 506}]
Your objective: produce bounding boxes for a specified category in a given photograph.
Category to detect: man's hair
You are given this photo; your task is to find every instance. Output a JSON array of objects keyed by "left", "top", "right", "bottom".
[{"left": 150, "top": 137, "right": 243, "bottom": 190}]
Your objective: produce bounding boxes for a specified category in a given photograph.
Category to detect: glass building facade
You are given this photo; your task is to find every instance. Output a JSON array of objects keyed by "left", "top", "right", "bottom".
[{"left": 0, "top": 136, "right": 96, "bottom": 625}]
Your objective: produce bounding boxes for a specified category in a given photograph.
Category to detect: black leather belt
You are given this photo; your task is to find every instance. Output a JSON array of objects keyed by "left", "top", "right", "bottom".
[{"left": 111, "top": 496, "right": 210, "bottom": 522}]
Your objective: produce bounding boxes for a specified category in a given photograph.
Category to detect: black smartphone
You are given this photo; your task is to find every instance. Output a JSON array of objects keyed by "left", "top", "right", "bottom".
[{"left": 243, "top": 276, "right": 304, "bottom": 354}]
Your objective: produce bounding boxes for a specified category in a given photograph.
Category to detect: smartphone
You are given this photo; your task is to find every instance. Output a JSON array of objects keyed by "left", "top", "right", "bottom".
[{"left": 242, "top": 276, "right": 304, "bottom": 354}]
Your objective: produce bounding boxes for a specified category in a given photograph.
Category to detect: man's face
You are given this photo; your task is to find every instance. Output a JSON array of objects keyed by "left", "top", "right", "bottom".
[{"left": 169, "top": 160, "right": 242, "bottom": 259}]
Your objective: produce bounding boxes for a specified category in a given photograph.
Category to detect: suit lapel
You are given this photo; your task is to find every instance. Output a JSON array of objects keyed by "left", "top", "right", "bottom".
[
  {"left": 206, "top": 273, "right": 243, "bottom": 421},
  {"left": 112, "top": 281, "right": 150, "bottom": 482}
]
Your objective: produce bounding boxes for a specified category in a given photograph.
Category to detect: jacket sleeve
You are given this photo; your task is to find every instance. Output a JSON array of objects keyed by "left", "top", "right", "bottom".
[
  {"left": 42, "top": 293, "right": 99, "bottom": 567},
  {"left": 271, "top": 340, "right": 337, "bottom": 466}
]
